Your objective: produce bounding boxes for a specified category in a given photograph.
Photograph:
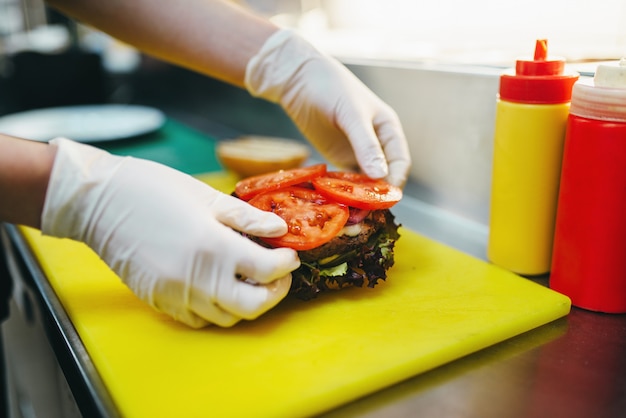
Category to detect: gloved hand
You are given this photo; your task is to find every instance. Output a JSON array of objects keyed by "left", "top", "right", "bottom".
[
  {"left": 41, "top": 138, "right": 300, "bottom": 328},
  {"left": 245, "top": 29, "right": 411, "bottom": 188}
]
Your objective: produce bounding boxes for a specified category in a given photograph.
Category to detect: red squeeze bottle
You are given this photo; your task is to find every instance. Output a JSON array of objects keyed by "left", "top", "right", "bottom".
[{"left": 551, "top": 59, "right": 626, "bottom": 313}]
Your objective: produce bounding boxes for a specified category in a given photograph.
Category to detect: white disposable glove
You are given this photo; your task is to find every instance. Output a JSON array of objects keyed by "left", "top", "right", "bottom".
[
  {"left": 41, "top": 138, "right": 300, "bottom": 328},
  {"left": 245, "top": 29, "right": 411, "bottom": 187}
]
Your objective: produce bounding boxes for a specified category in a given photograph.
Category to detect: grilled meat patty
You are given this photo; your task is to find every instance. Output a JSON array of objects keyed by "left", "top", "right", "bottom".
[{"left": 298, "top": 210, "right": 388, "bottom": 262}]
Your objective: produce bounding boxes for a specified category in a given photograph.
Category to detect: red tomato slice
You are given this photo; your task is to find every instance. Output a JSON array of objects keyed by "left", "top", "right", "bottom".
[
  {"left": 311, "top": 172, "right": 403, "bottom": 210},
  {"left": 235, "top": 164, "right": 327, "bottom": 201},
  {"left": 248, "top": 186, "right": 349, "bottom": 251}
]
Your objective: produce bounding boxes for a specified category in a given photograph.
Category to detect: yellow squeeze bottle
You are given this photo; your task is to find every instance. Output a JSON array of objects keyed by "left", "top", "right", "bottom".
[{"left": 487, "top": 40, "right": 578, "bottom": 276}]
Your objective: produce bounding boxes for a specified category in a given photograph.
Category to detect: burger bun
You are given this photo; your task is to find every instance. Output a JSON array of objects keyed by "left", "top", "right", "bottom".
[{"left": 217, "top": 136, "right": 310, "bottom": 178}]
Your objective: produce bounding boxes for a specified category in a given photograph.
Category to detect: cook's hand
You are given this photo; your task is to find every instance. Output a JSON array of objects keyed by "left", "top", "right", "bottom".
[
  {"left": 245, "top": 29, "right": 411, "bottom": 187},
  {"left": 41, "top": 138, "right": 300, "bottom": 328}
]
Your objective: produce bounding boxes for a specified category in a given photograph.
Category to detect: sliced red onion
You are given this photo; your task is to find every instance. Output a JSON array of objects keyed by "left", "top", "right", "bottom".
[{"left": 347, "top": 207, "right": 370, "bottom": 225}]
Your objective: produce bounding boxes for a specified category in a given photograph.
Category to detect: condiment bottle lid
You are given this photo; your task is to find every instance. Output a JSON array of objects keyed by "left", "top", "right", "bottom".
[
  {"left": 499, "top": 39, "right": 579, "bottom": 104},
  {"left": 570, "top": 58, "right": 626, "bottom": 122},
  {"left": 594, "top": 58, "right": 626, "bottom": 88}
]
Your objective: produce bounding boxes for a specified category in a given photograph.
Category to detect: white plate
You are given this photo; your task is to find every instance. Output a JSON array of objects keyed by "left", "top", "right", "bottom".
[{"left": 0, "top": 104, "right": 165, "bottom": 143}]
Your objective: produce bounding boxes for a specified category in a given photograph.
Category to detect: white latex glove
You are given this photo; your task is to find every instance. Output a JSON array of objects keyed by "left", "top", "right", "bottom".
[
  {"left": 41, "top": 138, "right": 300, "bottom": 328},
  {"left": 245, "top": 29, "right": 411, "bottom": 187}
]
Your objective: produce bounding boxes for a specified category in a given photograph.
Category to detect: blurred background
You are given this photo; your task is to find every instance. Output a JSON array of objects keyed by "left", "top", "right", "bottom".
[
  {"left": 244, "top": 0, "right": 626, "bottom": 64},
  {"left": 2, "top": 0, "right": 625, "bottom": 89},
  {"left": 0, "top": 0, "right": 624, "bottom": 225}
]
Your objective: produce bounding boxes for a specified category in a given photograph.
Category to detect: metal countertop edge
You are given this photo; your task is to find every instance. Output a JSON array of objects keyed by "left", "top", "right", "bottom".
[{"left": 3, "top": 223, "right": 120, "bottom": 418}]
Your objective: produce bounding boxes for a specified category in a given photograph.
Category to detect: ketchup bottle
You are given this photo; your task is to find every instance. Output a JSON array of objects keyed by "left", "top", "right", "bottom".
[
  {"left": 550, "top": 59, "right": 626, "bottom": 313},
  {"left": 487, "top": 40, "right": 579, "bottom": 275}
]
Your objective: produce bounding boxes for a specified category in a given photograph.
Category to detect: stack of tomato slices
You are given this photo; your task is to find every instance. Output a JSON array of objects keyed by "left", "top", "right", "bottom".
[{"left": 234, "top": 164, "right": 402, "bottom": 251}]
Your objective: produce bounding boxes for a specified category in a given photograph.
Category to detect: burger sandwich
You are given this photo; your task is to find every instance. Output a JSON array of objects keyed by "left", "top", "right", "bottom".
[{"left": 233, "top": 164, "right": 402, "bottom": 300}]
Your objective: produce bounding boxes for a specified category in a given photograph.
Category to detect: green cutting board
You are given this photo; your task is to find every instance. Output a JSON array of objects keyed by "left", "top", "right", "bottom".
[{"left": 19, "top": 171, "right": 571, "bottom": 418}]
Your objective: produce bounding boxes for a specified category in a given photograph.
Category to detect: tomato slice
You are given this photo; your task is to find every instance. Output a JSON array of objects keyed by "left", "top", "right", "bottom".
[
  {"left": 248, "top": 186, "right": 349, "bottom": 251},
  {"left": 234, "top": 164, "right": 327, "bottom": 201},
  {"left": 311, "top": 172, "right": 403, "bottom": 210}
]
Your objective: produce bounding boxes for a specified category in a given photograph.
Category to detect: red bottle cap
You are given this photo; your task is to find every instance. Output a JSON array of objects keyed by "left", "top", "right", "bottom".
[{"left": 499, "top": 39, "right": 579, "bottom": 104}]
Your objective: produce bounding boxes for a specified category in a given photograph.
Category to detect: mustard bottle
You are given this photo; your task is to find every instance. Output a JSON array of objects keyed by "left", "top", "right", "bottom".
[{"left": 487, "top": 40, "right": 578, "bottom": 276}]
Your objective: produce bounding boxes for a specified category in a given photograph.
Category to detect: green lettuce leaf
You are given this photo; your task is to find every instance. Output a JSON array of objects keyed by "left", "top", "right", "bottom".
[{"left": 289, "top": 210, "right": 401, "bottom": 300}]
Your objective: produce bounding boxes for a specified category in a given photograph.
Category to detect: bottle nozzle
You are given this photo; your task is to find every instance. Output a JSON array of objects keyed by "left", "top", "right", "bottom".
[
  {"left": 534, "top": 39, "right": 548, "bottom": 61},
  {"left": 516, "top": 39, "right": 564, "bottom": 76}
]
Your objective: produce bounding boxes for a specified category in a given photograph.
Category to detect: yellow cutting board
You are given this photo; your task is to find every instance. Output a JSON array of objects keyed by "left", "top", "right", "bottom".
[{"left": 19, "top": 172, "right": 570, "bottom": 418}]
